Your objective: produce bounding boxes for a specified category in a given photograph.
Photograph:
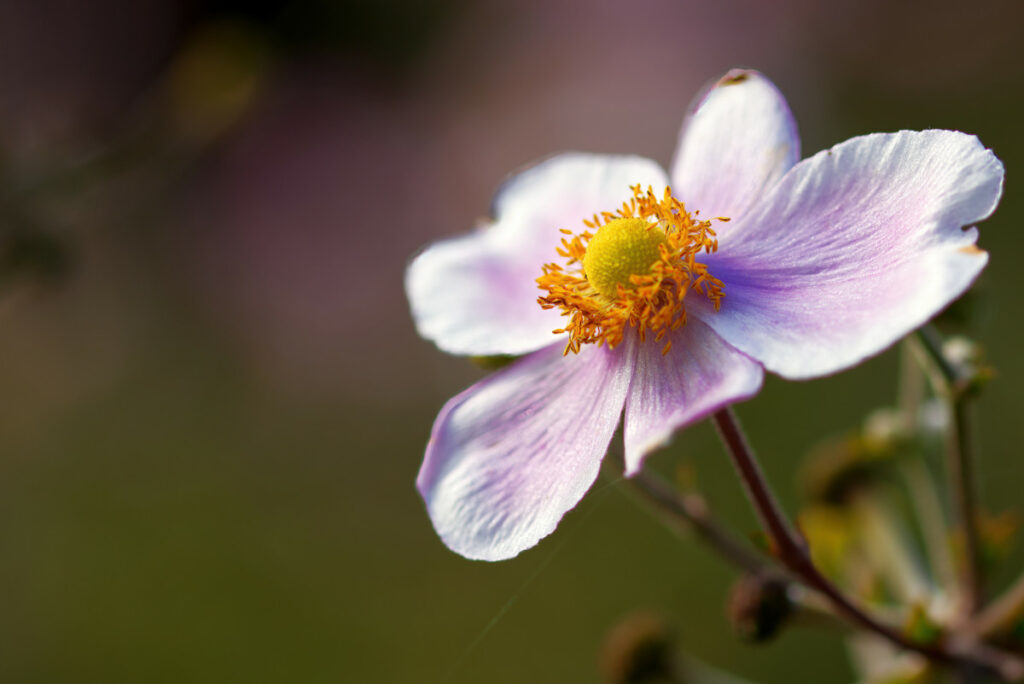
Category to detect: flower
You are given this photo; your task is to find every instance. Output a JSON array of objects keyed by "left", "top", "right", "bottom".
[{"left": 406, "top": 69, "right": 1004, "bottom": 561}]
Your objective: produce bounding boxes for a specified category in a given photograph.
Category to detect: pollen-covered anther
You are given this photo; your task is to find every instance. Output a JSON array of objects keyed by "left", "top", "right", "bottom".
[{"left": 537, "top": 185, "right": 724, "bottom": 355}]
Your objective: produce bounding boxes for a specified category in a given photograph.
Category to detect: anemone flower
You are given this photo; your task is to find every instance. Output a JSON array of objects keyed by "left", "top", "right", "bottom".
[{"left": 406, "top": 69, "right": 1004, "bottom": 561}]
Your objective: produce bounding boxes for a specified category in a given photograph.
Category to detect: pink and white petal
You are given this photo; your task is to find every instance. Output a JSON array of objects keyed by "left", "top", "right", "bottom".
[
  {"left": 622, "top": 321, "right": 763, "bottom": 475},
  {"left": 699, "top": 129, "right": 1003, "bottom": 380},
  {"left": 417, "top": 340, "right": 633, "bottom": 561},
  {"left": 406, "top": 232, "right": 566, "bottom": 356},
  {"left": 407, "top": 153, "right": 667, "bottom": 356},
  {"left": 490, "top": 152, "right": 669, "bottom": 268},
  {"left": 669, "top": 69, "right": 800, "bottom": 223}
]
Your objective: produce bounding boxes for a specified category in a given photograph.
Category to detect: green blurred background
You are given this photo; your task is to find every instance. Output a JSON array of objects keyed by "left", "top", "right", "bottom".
[{"left": 1, "top": 1, "right": 1022, "bottom": 682}]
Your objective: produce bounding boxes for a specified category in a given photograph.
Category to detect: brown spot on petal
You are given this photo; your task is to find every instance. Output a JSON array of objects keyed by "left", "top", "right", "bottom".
[
  {"left": 959, "top": 244, "right": 986, "bottom": 255},
  {"left": 721, "top": 72, "right": 750, "bottom": 85}
]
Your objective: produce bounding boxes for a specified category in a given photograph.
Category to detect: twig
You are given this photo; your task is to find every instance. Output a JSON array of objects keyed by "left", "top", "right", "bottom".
[
  {"left": 713, "top": 407, "right": 1023, "bottom": 681},
  {"left": 624, "top": 467, "right": 848, "bottom": 630},
  {"left": 913, "top": 325, "right": 983, "bottom": 616},
  {"left": 902, "top": 461, "right": 959, "bottom": 596},
  {"left": 971, "top": 574, "right": 1024, "bottom": 640},
  {"left": 897, "top": 339, "right": 958, "bottom": 599}
]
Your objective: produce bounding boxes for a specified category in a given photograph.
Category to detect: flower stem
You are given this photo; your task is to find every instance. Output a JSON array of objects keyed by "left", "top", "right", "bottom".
[
  {"left": 971, "top": 573, "right": 1024, "bottom": 639},
  {"left": 712, "top": 407, "right": 806, "bottom": 558},
  {"left": 625, "top": 468, "right": 848, "bottom": 630},
  {"left": 902, "top": 460, "right": 959, "bottom": 597},
  {"left": 914, "top": 325, "right": 983, "bottom": 616},
  {"left": 712, "top": 407, "right": 1023, "bottom": 680},
  {"left": 899, "top": 339, "right": 926, "bottom": 433},
  {"left": 898, "top": 338, "right": 959, "bottom": 597},
  {"left": 966, "top": 569, "right": 1024, "bottom": 638},
  {"left": 951, "top": 398, "right": 982, "bottom": 613},
  {"left": 850, "top": 491, "right": 932, "bottom": 605}
]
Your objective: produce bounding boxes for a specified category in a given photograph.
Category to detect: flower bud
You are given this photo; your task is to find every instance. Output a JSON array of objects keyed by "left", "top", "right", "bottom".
[
  {"left": 943, "top": 336, "right": 994, "bottom": 397},
  {"left": 599, "top": 610, "right": 678, "bottom": 683},
  {"left": 727, "top": 574, "right": 792, "bottom": 642}
]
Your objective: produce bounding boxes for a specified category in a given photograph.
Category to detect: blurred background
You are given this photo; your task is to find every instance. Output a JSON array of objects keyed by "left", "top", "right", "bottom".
[{"left": 1, "top": 1, "right": 1023, "bottom": 682}]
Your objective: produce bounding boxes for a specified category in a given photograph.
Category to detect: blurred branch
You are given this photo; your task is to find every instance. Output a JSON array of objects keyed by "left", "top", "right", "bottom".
[
  {"left": 901, "top": 460, "right": 959, "bottom": 596},
  {"left": 971, "top": 574, "right": 1024, "bottom": 641},
  {"left": 898, "top": 339, "right": 958, "bottom": 597},
  {"left": 623, "top": 465, "right": 847, "bottom": 636},
  {"left": 912, "top": 325, "right": 983, "bottom": 616},
  {"left": 713, "top": 407, "right": 1024, "bottom": 681}
]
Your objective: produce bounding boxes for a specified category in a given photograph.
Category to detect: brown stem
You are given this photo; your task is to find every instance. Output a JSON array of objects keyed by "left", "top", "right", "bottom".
[
  {"left": 626, "top": 468, "right": 848, "bottom": 630},
  {"left": 712, "top": 407, "right": 1023, "bottom": 681}
]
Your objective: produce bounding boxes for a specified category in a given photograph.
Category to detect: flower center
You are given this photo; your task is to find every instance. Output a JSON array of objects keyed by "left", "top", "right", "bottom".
[
  {"left": 537, "top": 185, "right": 725, "bottom": 355},
  {"left": 582, "top": 218, "right": 669, "bottom": 300}
]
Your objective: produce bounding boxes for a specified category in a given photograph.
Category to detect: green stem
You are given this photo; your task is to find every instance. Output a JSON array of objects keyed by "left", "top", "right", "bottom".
[
  {"left": 898, "top": 338, "right": 958, "bottom": 598},
  {"left": 899, "top": 339, "right": 926, "bottom": 433},
  {"left": 851, "top": 491, "right": 932, "bottom": 604},
  {"left": 902, "top": 461, "right": 959, "bottom": 596},
  {"left": 914, "top": 325, "right": 983, "bottom": 616}
]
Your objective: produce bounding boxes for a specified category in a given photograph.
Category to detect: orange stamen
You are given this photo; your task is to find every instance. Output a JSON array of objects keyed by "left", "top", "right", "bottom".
[{"left": 536, "top": 185, "right": 725, "bottom": 355}]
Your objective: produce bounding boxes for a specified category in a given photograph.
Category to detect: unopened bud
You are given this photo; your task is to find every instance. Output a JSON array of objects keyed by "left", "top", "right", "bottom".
[
  {"left": 943, "top": 336, "right": 994, "bottom": 397},
  {"left": 727, "top": 574, "right": 792, "bottom": 642},
  {"left": 916, "top": 398, "right": 949, "bottom": 437},
  {"left": 943, "top": 336, "right": 982, "bottom": 367},
  {"left": 862, "top": 408, "right": 910, "bottom": 451},
  {"left": 599, "top": 610, "right": 678, "bottom": 683}
]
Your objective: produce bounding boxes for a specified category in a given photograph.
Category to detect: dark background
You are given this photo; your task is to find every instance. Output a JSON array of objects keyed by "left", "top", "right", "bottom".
[{"left": 1, "top": 1, "right": 1022, "bottom": 681}]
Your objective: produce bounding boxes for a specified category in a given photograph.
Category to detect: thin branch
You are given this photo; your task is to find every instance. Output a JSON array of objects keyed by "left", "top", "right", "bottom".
[
  {"left": 624, "top": 468, "right": 847, "bottom": 630},
  {"left": 971, "top": 574, "right": 1024, "bottom": 639},
  {"left": 899, "top": 339, "right": 926, "bottom": 434},
  {"left": 916, "top": 325, "right": 968, "bottom": 394},
  {"left": 897, "top": 339, "right": 958, "bottom": 598},
  {"left": 712, "top": 407, "right": 1023, "bottom": 681},
  {"left": 902, "top": 461, "right": 959, "bottom": 595},
  {"left": 914, "top": 325, "right": 984, "bottom": 615},
  {"left": 951, "top": 397, "right": 982, "bottom": 614}
]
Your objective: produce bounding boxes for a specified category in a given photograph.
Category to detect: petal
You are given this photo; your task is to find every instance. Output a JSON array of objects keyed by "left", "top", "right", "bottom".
[
  {"left": 699, "top": 130, "right": 1004, "bottom": 379},
  {"left": 669, "top": 68, "right": 800, "bottom": 223},
  {"left": 622, "top": 321, "right": 763, "bottom": 475},
  {"left": 406, "top": 153, "right": 668, "bottom": 356},
  {"left": 405, "top": 231, "right": 566, "bottom": 356},
  {"left": 417, "top": 340, "right": 633, "bottom": 561}
]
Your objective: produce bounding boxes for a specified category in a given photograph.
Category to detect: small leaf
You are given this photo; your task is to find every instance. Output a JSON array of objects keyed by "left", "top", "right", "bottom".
[{"left": 903, "top": 603, "right": 943, "bottom": 645}]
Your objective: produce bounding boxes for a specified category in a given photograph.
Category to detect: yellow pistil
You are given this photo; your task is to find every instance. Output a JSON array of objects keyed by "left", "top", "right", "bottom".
[
  {"left": 537, "top": 185, "right": 725, "bottom": 355},
  {"left": 582, "top": 218, "right": 669, "bottom": 299}
]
